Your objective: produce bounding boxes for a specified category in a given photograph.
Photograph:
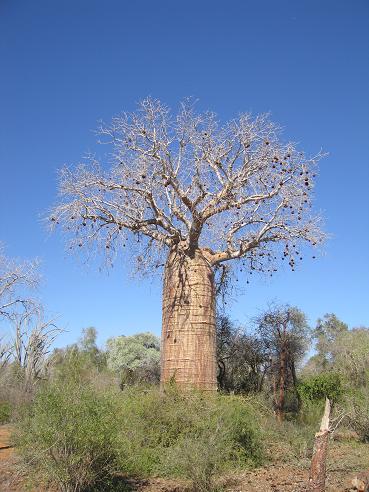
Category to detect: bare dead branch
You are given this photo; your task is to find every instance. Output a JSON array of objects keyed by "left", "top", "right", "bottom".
[{"left": 48, "top": 98, "right": 326, "bottom": 280}]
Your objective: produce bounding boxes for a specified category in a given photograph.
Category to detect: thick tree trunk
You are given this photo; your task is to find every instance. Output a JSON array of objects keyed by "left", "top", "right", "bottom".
[
  {"left": 309, "top": 398, "right": 331, "bottom": 492},
  {"left": 160, "top": 248, "right": 217, "bottom": 391}
]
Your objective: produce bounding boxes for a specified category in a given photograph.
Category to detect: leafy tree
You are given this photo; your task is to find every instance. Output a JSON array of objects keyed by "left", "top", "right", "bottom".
[
  {"left": 79, "top": 327, "right": 98, "bottom": 353},
  {"left": 256, "top": 305, "right": 310, "bottom": 421},
  {"left": 312, "top": 314, "right": 348, "bottom": 371},
  {"left": 78, "top": 327, "right": 106, "bottom": 369},
  {"left": 298, "top": 373, "right": 342, "bottom": 403},
  {"left": 49, "top": 98, "right": 325, "bottom": 390},
  {"left": 106, "top": 332, "right": 160, "bottom": 386},
  {"left": 331, "top": 327, "right": 369, "bottom": 387}
]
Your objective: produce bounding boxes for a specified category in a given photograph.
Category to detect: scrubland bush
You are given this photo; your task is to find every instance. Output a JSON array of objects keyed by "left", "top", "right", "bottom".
[
  {"left": 15, "top": 365, "right": 263, "bottom": 492},
  {"left": 114, "top": 388, "right": 262, "bottom": 490},
  {"left": 298, "top": 372, "right": 342, "bottom": 403},
  {"left": 344, "top": 389, "right": 369, "bottom": 442},
  {"left": 0, "top": 363, "right": 35, "bottom": 422},
  {"left": 255, "top": 395, "right": 321, "bottom": 463},
  {"left": 0, "top": 400, "right": 11, "bottom": 424},
  {"left": 15, "top": 380, "right": 118, "bottom": 492}
]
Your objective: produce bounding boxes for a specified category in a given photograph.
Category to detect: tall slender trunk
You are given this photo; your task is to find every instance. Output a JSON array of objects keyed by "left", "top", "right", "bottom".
[
  {"left": 290, "top": 358, "right": 301, "bottom": 412},
  {"left": 276, "top": 344, "right": 287, "bottom": 422},
  {"left": 160, "top": 248, "right": 217, "bottom": 391}
]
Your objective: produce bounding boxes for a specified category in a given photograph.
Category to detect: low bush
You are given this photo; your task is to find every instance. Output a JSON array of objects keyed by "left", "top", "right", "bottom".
[
  {"left": 114, "top": 388, "right": 262, "bottom": 491},
  {"left": 345, "top": 389, "right": 369, "bottom": 442},
  {"left": 298, "top": 372, "right": 342, "bottom": 403},
  {"left": 15, "top": 381, "right": 263, "bottom": 492},
  {"left": 0, "top": 400, "right": 11, "bottom": 424},
  {"left": 15, "top": 380, "right": 118, "bottom": 492}
]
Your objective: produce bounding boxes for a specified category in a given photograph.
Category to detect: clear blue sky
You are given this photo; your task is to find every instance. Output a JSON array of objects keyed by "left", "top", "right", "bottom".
[{"left": 1, "top": 0, "right": 368, "bottom": 347}]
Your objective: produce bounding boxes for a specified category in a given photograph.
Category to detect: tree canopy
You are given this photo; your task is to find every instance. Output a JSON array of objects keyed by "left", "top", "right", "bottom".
[{"left": 49, "top": 98, "right": 326, "bottom": 281}]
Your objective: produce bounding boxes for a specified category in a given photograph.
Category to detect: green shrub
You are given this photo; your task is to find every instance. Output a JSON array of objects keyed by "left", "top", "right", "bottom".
[
  {"left": 298, "top": 372, "right": 342, "bottom": 403},
  {"left": 15, "top": 380, "right": 118, "bottom": 492},
  {"left": 15, "top": 376, "right": 263, "bottom": 492},
  {"left": 0, "top": 401, "right": 11, "bottom": 424},
  {"left": 114, "top": 388, "right": 262, "bottom": 490}
]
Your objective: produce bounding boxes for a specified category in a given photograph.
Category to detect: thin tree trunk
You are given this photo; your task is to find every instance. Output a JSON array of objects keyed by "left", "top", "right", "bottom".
[
  {"left": 276, "top": 345, "right": 287, "bottom": 422},
  {"left": 309, "top": 398, "right": 331, "bottom": 492},
  {"left": 290, "top": 358, "right": 301, "bottom": 412},
  {"left": 160, "top": 249, "right": 217, "bottom": 391},
  {"left": 217, "top": 359, "right": 226, "bottom": 390}
]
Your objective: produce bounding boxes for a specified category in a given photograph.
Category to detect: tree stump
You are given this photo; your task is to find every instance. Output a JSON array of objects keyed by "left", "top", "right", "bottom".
[{"left": 309, "top": 398, "right": 331, "bottom": 492}]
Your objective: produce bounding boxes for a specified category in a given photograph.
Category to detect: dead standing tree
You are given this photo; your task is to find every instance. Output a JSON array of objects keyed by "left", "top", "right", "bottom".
[
  {"left": 0, "top": 248, "right": 61, "bottom": 390},
  {"left": 0, "top": 246, "right": 39, "bottom": 319},
  {"left": 49, "top": 98, "right": 325, "bottom": 391}
]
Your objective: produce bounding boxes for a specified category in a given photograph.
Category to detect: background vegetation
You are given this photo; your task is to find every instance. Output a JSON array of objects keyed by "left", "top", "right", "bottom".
[{"left": 1, "top": 298, "right": 368, "bottom": 491}]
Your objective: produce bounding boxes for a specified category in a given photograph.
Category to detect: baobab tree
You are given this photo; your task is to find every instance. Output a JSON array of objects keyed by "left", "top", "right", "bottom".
[{"left": 49, "top": 98, "right": 325, "bottom": 391}]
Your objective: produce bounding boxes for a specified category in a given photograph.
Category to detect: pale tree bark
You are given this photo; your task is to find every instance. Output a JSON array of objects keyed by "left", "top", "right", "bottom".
[
  {"left": 161, "top": 249, "right": 217, "bottom": 390},
  {"left": 309, "top": 398, "right": 331, "bottom": 492}
]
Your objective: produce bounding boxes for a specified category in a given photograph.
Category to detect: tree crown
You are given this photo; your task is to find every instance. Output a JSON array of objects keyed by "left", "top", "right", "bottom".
[{"left": 49, "top": 98, "right": 326, "bottom": 277}]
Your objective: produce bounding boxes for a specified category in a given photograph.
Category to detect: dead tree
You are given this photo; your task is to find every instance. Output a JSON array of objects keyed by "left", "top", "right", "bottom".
[
  {"left": 309, "top": 398, "right": 331, "bottom": 492},
  {"left": 0, "top": 246, "right": 39, "bottom": 319},
  {"left": 49, "top": 98, "right": 325, "bottom": 390},
  {"left": 0, "top": 336, "right": 11, "bottom": 368},
  {"left": 9, "top": 307, "right": 61, "bottom": 391}
]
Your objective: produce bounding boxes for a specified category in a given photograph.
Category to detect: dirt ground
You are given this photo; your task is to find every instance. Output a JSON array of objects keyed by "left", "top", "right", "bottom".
[{"left": 1, "top": 425, "right": 368, "bottom": 492}]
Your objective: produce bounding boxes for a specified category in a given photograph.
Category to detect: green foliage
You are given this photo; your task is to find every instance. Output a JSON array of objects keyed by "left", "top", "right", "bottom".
[
  {"left": 254, "top": 393, "right": 320, "bottom": 463},
  {"left": 114, "top": 388, "right": 262, "bottom": 491},
  {"left": 15, "top": 379, "right": 118, "bottom": 492},
  {"left": 0, "top": 400, "right": 11, "bottom": 424},
  {"left": 298, "top": 372, "right": 342, "bottom": 403},
  {"left": 332, "top": 328, "right": 369, "bottom": 387},
  {"left": 311, "top": 313, "right": 348, "bottom": 372},
  {"left": 106, "top": 332, "right": 160, "bottom": 371},
  {"left": 15, "top": 363, "right": 262, "bottom": 492},
  {"left": 106, "top": 332, "right": 160, "bottom": 385}
]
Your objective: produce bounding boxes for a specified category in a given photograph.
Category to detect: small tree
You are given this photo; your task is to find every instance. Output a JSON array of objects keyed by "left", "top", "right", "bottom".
[
  {"left": 49, "top": 98, "right": 325, "bottom": 390},
  {"left": 257, "top": 305, "right": 310, "bottom": 420},
  {"left": 106, "top": 332, "right": 160, "bottom": 386},
  {"left": 332, "top": 327, "right": 369, "bottom": 387},
  {"left": 312, "top": 314, "right": 348, "bottom": 372}
]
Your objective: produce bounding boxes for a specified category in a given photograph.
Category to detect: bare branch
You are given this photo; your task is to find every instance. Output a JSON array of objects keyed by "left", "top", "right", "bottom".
[
  {"left": 48, "top": 98, "right": 326, "bottom": 278},
  {"left": 0, "top": 245, "right": 40, "bottom": 319}
]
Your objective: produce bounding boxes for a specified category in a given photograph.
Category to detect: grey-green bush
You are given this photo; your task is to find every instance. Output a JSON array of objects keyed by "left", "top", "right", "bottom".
[
  {"left": 345, "top": 389, "right": 369, "bottom": 442},
  {"left": 15, "top": 381, "right": 118, "bottom": 492},
  {"left": 15, "top": 375, "right": 263, "bottom": 492},
  {"left": 114, "top": 388, "right": 262, "bottom": 491}
]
